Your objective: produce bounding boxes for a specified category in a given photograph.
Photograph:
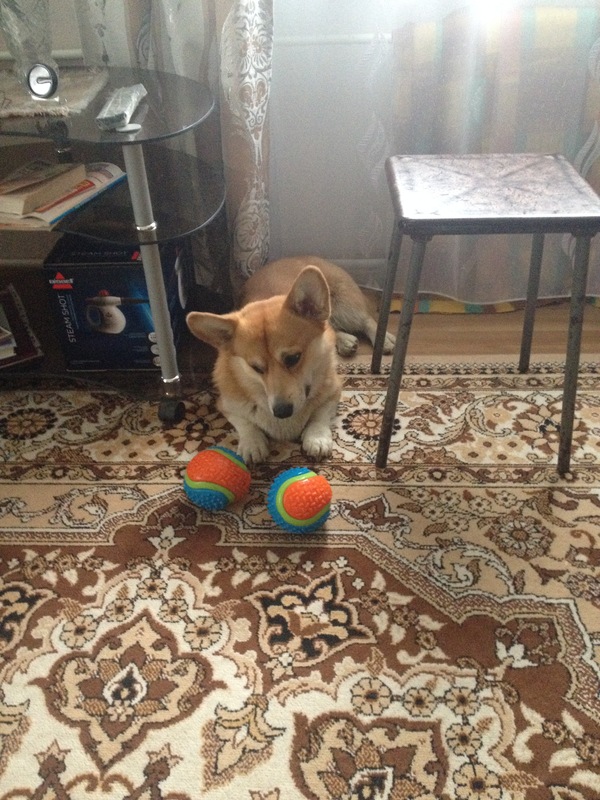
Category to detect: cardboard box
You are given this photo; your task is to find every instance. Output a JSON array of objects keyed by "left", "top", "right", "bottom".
[{"left": 44, "top": 234, "right": 192, "bottom": 370}]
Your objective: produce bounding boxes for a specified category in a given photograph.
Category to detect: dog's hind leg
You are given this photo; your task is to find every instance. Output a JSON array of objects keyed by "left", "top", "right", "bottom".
[
  {"left": 335, "top": 330, "right": 360, "bottom": 356},
  {"left": 331, "top": 306, "right": 395, "bottom": 355},
  {"left": 360, "top": 314, "right": 396, "bottom": 354}
]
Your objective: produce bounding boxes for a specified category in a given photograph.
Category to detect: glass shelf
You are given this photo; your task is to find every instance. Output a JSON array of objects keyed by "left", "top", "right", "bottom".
[
  {"left": 57, "top": 148, "right": 225, "bottom": 245},
  {"left": 0, "top": 67, "right": 215, "bottom": 145}
]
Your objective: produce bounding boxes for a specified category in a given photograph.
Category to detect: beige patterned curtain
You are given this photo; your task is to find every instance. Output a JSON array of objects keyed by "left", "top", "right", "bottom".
[
  {"left": 215, "top": 0, "right": 273, "bottom": 297},
  {"left": 75, "top": 0, "right": 273, "bottom": 303}
]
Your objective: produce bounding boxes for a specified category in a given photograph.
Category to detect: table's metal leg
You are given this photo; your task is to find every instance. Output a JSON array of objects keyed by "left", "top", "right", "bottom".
[
  {"left": 558, "top": 234, "right": 591, "bottom": 475},
  {"left": 372, "top": 222, "right": 402, "bottom": 373},
  {"left": 376, "top": 236, "right": 428, "bottom": 469},
  {"left": 122, "top": 143, "right": 184, "bottom": 423},
  {"left": 519, "top": 232, "right": 545, "bottom": 373}
]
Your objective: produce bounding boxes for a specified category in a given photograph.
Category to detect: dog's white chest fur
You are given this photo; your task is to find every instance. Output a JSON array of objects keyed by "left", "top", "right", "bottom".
[{"left": 219, "top": 393, "right": 337, "bottom": 463}]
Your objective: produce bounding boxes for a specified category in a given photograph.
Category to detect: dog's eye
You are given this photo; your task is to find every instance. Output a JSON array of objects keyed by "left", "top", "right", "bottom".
[
  {"left": 283, "top": 353, "right": 301, "bottom": 369},
  {"left": 250, "top": 363, "right": 265, "bottom": 374}
]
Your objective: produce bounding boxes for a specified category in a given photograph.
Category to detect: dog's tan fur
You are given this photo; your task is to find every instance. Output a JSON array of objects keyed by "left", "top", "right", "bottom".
[{"left": 186, "top": 257, "right": 394, "bottom": 463}]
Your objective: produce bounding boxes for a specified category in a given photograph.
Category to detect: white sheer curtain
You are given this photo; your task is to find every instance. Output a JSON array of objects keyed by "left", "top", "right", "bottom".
[{"left": 268, "top": 0, "right": 600, "bottom": 304}]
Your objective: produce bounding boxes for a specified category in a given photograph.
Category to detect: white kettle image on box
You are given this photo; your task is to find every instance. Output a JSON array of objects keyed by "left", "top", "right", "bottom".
[{"left": 85, "top": 291, "right": 149, "bottom": 334}]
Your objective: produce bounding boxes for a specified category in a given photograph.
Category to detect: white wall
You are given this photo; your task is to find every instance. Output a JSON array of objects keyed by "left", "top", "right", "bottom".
[{"left": 268, "top": 1, "right": 402, "bottom": 282}]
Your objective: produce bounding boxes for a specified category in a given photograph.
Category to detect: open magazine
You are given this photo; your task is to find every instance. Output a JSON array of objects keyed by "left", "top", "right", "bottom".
[{"left": 0, "top": 162, "right": 126, "bottom": 230}]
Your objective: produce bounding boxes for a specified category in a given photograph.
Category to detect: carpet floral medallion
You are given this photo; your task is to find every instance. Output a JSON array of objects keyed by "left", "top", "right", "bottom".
[{"left": 1, "top": 359, "right": 600, "bottom": 799}]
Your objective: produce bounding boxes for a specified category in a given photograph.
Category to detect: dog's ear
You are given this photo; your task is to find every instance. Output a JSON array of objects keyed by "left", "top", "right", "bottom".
[
  {"left": 186, "top": 312, "right": 237, "bottom": 349},
  {"left": 285, "top": 266, "right": 331, "bottom": 321}
]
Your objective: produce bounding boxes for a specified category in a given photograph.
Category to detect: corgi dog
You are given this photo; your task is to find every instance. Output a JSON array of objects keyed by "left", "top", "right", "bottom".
[{"left": 186, "top": 256, "right": 395, "bottom": 464}]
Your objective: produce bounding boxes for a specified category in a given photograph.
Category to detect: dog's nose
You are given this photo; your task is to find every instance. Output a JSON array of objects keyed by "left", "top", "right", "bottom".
[{"left": 273, "top": 401, "right": 294, "bottom": 419}]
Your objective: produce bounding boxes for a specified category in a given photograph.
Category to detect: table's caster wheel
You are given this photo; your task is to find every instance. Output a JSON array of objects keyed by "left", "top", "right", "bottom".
[{"left": 158, "top": 398, "right": 185, "bottom": 425}]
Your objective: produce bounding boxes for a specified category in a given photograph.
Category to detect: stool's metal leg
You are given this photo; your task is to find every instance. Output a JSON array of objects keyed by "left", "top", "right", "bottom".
[
  {"left": 558, "top": 235, "right": 591, "bottom": 475},
  {"left": 372, "top": 222, "right": 402, "bottom": 373},
  {"left": 376, "top": 237, "right": 427, "bottom": 468},
  {"left": 519, "top": 232, "right": 545, "bottom": 373}
]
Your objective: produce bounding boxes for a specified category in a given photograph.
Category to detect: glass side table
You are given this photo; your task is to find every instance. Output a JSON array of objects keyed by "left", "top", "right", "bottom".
[{"left": 0, "top": 66, "right": 226, "bottom": 423}]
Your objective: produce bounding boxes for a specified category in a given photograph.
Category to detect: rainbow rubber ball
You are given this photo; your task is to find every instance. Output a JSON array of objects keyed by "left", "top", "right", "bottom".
[
  {"left": 184, "top": 446, "right": 251, "bottom": 510},
  {"left": 267, "top": 467, "right": 332, "bottom": 533}
]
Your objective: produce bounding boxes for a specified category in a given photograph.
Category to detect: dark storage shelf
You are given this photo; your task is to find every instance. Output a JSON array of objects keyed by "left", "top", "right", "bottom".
[{"left": 57, "top": 150, "right": 225, "bottom": 245}]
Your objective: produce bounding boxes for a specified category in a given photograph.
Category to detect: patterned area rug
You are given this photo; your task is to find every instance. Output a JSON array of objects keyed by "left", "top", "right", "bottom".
[{"left": 2, "top": 358, "right": 600, "bottom": 799}]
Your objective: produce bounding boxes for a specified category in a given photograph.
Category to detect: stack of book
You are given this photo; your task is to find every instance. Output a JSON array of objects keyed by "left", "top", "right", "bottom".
[
  {"left": 0, "top": 284, "right": 44, "bottom": 370},
  {"left": 0, "top": 159, "right": 126, "bottom": 230}
]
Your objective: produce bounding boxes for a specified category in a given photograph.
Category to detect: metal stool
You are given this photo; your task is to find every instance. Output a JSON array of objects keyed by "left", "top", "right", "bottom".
[{"left": 371, "top": 153, "right": 600, "bottom": 473}]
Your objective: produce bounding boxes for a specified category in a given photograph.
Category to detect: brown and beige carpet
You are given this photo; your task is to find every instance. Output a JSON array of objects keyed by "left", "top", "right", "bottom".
[{"left": 1, "top": 357, "right": 600, "bottom": 799}]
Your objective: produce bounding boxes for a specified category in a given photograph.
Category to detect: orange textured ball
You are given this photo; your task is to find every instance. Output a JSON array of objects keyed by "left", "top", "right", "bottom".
[
  {"left": 282, "top": 474, "right": 332, "bottom": 519},
  {"left": 184, "top": 446, "right": 251, "bottom": 510}
]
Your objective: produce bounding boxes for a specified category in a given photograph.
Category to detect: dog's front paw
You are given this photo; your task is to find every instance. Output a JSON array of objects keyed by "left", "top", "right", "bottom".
[
  {"left": 302, "top": 429, "right": 333, "bottom": 460},
  {"left": 237, "top": 433, "right": 270, "bottom": 464}
]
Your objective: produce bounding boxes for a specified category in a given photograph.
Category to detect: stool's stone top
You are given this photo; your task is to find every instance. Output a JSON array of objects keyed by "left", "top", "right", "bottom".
[{"left": 386, "top": 153, "right": 600, "bottom": 235}]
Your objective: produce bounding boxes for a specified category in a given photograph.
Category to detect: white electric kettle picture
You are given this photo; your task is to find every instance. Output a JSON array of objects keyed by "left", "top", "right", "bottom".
[{"left": 85, "top": 291, "right": 148, "bottom": 334}]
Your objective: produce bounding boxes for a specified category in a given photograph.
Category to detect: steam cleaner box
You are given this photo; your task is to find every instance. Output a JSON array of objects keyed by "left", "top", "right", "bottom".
[{"left": 44, "top": 234, "right": 191, "bottom": 370}]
